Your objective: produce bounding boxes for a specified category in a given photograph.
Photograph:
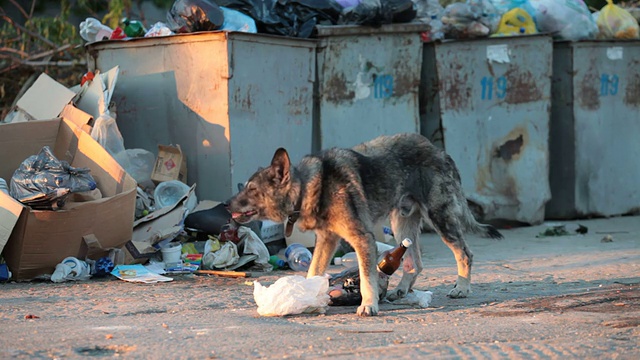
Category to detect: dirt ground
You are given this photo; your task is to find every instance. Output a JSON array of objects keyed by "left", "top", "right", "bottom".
[{"left": 0, "top": 215, "right": 638, "bottom": 359}]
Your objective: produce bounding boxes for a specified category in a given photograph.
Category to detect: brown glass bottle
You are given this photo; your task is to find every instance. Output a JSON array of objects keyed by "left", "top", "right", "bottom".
[{"left": 377, "top": 238, "right": 413, "bottom": 276}]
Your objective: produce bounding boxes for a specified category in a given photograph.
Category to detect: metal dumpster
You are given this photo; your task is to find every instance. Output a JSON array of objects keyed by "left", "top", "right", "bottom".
[
  {"left": 86, "top": 32, "right": 316, "bottom": 201},
  {"left": 314, "top": 24, "right": 426, "bottom": 151},
  {"left": 546, "top": 41, "right": 640, "bottom": 219},
  {"left": 421, "top": 35, "right": 553, "bottom": 225}
]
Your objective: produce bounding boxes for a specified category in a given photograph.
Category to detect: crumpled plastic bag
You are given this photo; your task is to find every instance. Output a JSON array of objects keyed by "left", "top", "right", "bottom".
[
  {"left": 253, "top": 275, "right": 330, "bottom": 316},
  {"left": 442, "top": 0, "right": 500, "bottom": 39},
  {"left": 202, "top": 241, "right": 239, "bottom": 269},
  {"left": 529, "top": 0, "right": 597, "bottom": 40},
  {"left": 167, "top": 0, "right": 225, "bottom": 33},
  {"left": 220, "top": 6, "right": 258, "bottom": 32},
  {"left": 596, "top": 0, "right": 640, "bottom": 40},
  {"left": 145, "top": 22, "right": 175, "bottom": 37},
  {"left": 79, "top": 17, "right": 114, "bottom": 42},
  {"left": 384, "top": 289, "right": 433, "bottom": 308},
  {"left": 238, "top": 226, "right": 272, "bottom": 271},
  {"left": 338, "top": 0, "right": 417, "bottom": 27},
  {"left": 10, "top": 146, "right": 97, "bottom": 210}
]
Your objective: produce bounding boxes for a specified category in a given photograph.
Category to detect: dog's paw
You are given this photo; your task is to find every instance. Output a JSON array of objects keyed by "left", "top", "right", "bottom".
[
  {"left": 356, "top": 304, "right": 379, "bottom": 317},
  {"left": 447, "top": 276, "right": 471, "bottom": 298},
  {"left": 385, "top": 288, "right": 408, "bottom": 301}
]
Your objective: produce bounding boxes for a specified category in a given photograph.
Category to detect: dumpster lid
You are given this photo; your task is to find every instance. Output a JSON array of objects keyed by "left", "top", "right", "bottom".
[{"left": 315, "top": 23, "right": 429, "bottom": 37}]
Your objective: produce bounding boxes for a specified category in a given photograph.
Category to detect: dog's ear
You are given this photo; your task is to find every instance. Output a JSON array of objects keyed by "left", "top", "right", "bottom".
[{"left": 271, "top": 148, "right": 291, "bottom": 184}]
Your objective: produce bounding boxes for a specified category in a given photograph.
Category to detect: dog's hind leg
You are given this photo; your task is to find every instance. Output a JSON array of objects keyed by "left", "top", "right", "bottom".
[
  {"left": 386, "top": 208, "right": 423, "bottom": 301},
  {"left": 307, "top": 230, "right": 340, "bottom": 278},
  {"left": 428, "top": 209, "right": 474, "bottom": 298}
]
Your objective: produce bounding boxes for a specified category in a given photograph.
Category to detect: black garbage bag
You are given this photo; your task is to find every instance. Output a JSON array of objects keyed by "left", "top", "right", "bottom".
[
  {"left": 184, "top": 202, "right": 232, "bottom": 235},
  {"left": 213, "top": 0, "right": 343, "bottom": 38},
  {"left": 167, "top": 0, "right": 225, "bottom": 33},
  {"left": 9, "top": 146, "right": 97, "bottom": 210},
  {"left": 338, "top": 0, "right": 417, "bottom": 27}
]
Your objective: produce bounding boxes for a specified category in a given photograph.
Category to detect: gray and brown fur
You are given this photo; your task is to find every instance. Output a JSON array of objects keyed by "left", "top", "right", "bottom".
[{"left": 226, "top": 133, "right": 503, "bottom": 316}]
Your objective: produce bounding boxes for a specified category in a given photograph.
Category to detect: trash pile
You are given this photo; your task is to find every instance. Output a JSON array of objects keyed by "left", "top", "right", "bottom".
[
  {"left": 419, "top": 0, "right": 639, "bottom": 41},
  {"left": 77, "top": 0, "right": 640, "bottom": 42}
]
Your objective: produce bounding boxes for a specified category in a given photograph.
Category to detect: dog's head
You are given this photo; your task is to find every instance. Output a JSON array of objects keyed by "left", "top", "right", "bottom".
[{"left": 225, "top": 148, "right": 295, "bottom": 224}]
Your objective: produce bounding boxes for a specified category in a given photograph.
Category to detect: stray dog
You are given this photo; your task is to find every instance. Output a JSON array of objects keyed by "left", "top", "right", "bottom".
[{"left": 226, "top": 133, "right": 503, "bottom": 316}]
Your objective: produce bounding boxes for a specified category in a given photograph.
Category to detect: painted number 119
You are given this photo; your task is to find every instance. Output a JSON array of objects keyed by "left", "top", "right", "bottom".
[
  {"left": 481, "top": 76, "right": 507, "bottom": 100},
  {"left": 600, "top": 74, "right": 619, "bottom": 96}
]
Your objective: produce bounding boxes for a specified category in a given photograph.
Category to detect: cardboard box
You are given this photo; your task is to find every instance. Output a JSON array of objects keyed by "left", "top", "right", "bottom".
[
  {"left": 0, "top": 118, "right": 137, "bottom": 280},
  {"left": 151, "top": 145, "right": 187, "bottom": 184}
]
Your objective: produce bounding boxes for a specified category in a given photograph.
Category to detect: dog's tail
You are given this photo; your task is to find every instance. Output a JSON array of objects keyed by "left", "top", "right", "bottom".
[{"left": 462, "top": 207, "right": 504, "bottom": 239}]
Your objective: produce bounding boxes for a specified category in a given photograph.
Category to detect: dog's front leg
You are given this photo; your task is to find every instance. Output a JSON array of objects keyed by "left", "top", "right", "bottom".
[
  {"left": 349, "top": 233, "right": 379, "bottom": 317},
  {"left": 307, "top": 230, "right": 339, "bottom": 278}
]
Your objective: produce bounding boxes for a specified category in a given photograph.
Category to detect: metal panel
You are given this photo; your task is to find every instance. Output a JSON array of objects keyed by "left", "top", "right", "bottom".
[
  {"left": 547, "top": 41, "right": 640, "bottom": 218},
  {"left": 86, "top": 32, "right": 316, "bottom": 201},
  {"left": 421, "top": 36, "right": 553, "bottom": 224},
  {"left": 314, "top": 24, "right": 426, "bottom": 151}
]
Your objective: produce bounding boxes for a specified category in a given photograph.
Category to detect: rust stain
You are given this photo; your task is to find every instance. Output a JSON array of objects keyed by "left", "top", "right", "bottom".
[
  {"left": 623, "top": 73, "right": 640, "bottom": 108},
  {"left": 392, "top": 57, "right": 419, "bottom": 98},
  {"left": 287, "top": 87, "right": 310, "bottom": 117},
  {"left": 577, "top": 65, "right": 600, "bottom": 111},
  {"left": 324, "top": 73, "right": 354, "bottom": 104},
  {"left": 442, "top": 62, "right": 471, "bottom": 111},
  {"left": 504, "top": 69, "right": 542, "bottom": 104}
]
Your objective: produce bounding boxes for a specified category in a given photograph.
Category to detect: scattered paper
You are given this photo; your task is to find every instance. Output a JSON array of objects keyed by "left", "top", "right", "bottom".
[{"left": 110, "top": 264, "right": 173, "bottom": 283}]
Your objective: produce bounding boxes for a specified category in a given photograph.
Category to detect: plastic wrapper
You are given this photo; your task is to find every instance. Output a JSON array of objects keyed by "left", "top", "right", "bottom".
[
  {"left": 214, "top": 0, "right": 342, "bottom": 38},
  {"left": 253, "top": 275, "right": 330, "bottom": 316},
  {"left": 596, "top": 0, "right": 640, "bottom": 40},
  {"left": 338, "top": 0, "right": 417, "bottom": 27},
  {"left": 145, "top": 22, "right": 175, "bottom": 37},
  {"left": 529, "top": 0, "right": 597, "bottom": 40},
  {"left": 442, "top": 1, "right": 494, "bottom": 39},
  {"left": 10, "top": 146, "right": 97, "bottom": 210},
  {"left": 220, "top": 6, "right": 258, "bottom": 32},
  {"left": 492, "top": 7, "right": 537, "bottom": 36},
  {"left": 167, "top": 0, "right": 225, "bottom": 33}
]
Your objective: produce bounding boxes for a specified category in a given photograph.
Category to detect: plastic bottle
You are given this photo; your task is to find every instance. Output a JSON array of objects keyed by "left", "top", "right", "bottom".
[
  {"left": 377, "top": 238, "right": 413, "bottom": 276},
  {"left": 269, "top": 255, "right": 287, "bottom": 270},
  {"left": 123, "top": 18, "right": 146, "bottom": 38},
  {"left": 284, "top": 243, "right": 312, "bottom": 272},
  {"left": 334, "top": 252, "right": 358, "bottom": 267}
]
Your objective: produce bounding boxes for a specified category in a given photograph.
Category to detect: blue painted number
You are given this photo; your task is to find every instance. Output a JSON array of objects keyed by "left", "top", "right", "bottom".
[
  {"left": 374, "top": 75, "right": 393, "bottom": 99},
  {"left": 481, "top": 76, "right": 507, "bottom": 100},
  {"left": 600, "top": 74, "right": 619, "bottom": 96}
]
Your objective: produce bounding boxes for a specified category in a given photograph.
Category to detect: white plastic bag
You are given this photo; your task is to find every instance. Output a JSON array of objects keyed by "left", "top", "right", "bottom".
[
  {"left": 79, "top": 17, "right": 113, "bottom": 42},
  {"left": 253, "top": 275, "right": 330, "bottom": 316},
  {"left": 529, "top": 0, "right": 598, "bottom": 40}
]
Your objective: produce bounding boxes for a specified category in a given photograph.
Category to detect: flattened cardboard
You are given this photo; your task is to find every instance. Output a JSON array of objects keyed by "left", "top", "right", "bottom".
[
  {"left": 0, "top": 118, "right": 136, "bottom": 280},
  {"left": 151, "top": 144, "right": 187, "bottom": 184},
  {"left": 16, "top": 73, "right": 75, "bottom": 120}
]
